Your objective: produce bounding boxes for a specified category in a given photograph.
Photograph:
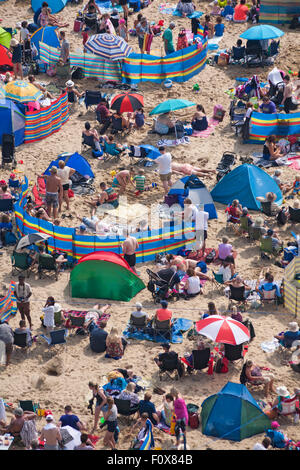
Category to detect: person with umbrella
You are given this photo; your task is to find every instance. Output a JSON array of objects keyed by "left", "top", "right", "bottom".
[{"left": 15, "top": 275, "right": 33, "bottom": 329}]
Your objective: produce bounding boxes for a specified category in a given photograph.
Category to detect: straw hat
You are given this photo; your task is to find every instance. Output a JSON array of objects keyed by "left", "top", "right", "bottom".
[
  {"left": 288, "top": 322, "right": 299, "bottom": 332},
  {"left": 10, "top": 38, "right": 19, "bottom": 47},
  {"left": 65, "top": 80, "right": 74, "bottom": 88},
  {"left": 275, "top": 385, "right": 290, "bottom": 397}
]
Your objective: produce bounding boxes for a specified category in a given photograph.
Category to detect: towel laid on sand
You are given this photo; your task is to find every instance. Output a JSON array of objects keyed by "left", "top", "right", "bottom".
[{"left": 123, "top": 317, "right": 193, "bottom": 344}]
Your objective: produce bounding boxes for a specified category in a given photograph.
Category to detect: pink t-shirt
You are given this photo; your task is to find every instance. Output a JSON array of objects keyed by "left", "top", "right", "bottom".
[
  {"left": 218, "top": 243, "right": 232, "bottom": 260},
  {"left": 174, "top": 397, "right": 188, "bottom": 423}
]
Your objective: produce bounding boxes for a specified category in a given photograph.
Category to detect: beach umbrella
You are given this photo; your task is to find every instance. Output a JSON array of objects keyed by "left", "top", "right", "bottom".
[
  {"left": 149, "top": 99, "right": 196, "bottom": 115},
  {"left": 16, "top": 232, "right": 51, "bottom": 251},
  {"left": 140, "top": 144, "right": 161, "bottom": 160},
  {"left": 4, "top": 80, "right": 43, "bottom": 103},
  {"left": 0, "top": 84, "right": 5, "bottom": 98},
  {"left": 85, "top": 33, "right": 133, "bottom": 60},
  {"left": 196, "top": 315, "right": 250, "bottom": 345},
  {"left": 110, "top": 92, "right": 144, "bottom": 113},
  {"left": 240, "top": 25, "right": 284, "bottom": 41}
]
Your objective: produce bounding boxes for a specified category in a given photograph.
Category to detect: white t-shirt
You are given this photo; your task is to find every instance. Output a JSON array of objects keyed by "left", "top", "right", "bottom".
[
  {"left": 156, "top": 153, "right": 172, "bottom": 175},
  {"left": 195, "top": 210, "right": 209, "bottom": 231},
  {"left": 245, "top": 108, "right": 253, "bottom": 119},
  {"left": 253, "top": 443, "right": 267, "bottom": 450},
  {"left": 184, "top": 204, "right": 198, "bottom": 222},
  {"left": 20, "top": 28, "right": 30, "bottom": 41},
  {"left": 57, "top": 166, "right": 71, "bottom": 185},
  {"left": 42, "top": 306, "right": 55, "bottom": 328},
  {"left": 186, "top": 276, "right": 201, "bottom": 295},
  {"left": 218, "top": 265, "right": 232, "bottom": 282}
]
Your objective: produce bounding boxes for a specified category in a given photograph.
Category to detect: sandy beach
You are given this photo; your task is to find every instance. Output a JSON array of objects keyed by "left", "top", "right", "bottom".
[{"left": 0, "top": 0, "right": 300, "bottom": 451}]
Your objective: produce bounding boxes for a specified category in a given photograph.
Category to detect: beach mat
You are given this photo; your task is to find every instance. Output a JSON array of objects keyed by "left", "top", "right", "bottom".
[
  {"left": 123, "top": 317, "right": 193, "bottom": 344},
  {"left": 95, "top": 0, "right": 123, "bottom": 12},
  {"left": 159, "top": 3, "right": 203, "bottom": 18},
  {"left": 191, "top": 118, "right": 220, "bottom": 138}
]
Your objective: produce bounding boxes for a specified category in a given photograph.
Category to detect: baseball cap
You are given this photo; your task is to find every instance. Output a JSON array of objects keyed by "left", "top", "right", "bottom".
[{"left": 46, "top": 414, "right": 54, "bottom": 421}]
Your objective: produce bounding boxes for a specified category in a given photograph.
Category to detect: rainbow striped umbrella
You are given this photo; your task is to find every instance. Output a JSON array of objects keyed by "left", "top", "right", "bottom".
[
  {"left": 4, "top": 80, "right": 43, "bottom": 103},
  {"left": 85, "top": 33, "right": 132, "bottom": 61}
]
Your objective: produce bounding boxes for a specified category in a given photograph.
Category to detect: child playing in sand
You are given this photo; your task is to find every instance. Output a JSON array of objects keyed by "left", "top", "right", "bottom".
[
  {"left": 214, "top": 16, "right": 225, "bottom": 36},
  {"left": 133, "top": 169, "right": 146, "bottom": 194}
]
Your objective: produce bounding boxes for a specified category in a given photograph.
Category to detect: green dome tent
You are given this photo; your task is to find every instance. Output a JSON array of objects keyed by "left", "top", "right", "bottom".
[
  {"left": 70, "top": 251, "right": 145, "bottom": 302},
  {"left": 0, "top": 27, "right": 11, "bottom": 49}
]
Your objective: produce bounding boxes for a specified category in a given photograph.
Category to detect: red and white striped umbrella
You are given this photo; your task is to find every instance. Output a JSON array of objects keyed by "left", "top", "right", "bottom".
[{"left": 196, "top": 315, "right": 250, "bottom": 345}]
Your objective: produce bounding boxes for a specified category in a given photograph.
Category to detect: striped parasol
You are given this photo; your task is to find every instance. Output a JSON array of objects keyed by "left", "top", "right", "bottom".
[
  {"left": 110, "top": 92, "right": 144, "bottom": 113},
  {"left": 85, "top": 33, "right": 133, "bottom": 61},
  {"left": 196, "top": 315, "right": 250, "bottom": 345},
  {"left": 4, "top": 80, "right": 43, "bottom": 103}
]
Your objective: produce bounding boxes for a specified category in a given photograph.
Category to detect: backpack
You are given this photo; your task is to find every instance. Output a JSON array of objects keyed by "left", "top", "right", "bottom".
[
  {"left": 71, "top": 66, "right": 84, "bottom": 80},
  {"left": 239, "top": 363, "right": 247, "bottom": 385},
  {"left": 277, "top": 208, "right": 288, "bottom": 226},
  {"left": 187, "top": 403, "right": 200, "bottom": 429},
  {"left": 213, "top": 104, "right": 226, "bottom": 122},
  {"left": 205, "top": 249, "right": 216, "bottom": 264}
]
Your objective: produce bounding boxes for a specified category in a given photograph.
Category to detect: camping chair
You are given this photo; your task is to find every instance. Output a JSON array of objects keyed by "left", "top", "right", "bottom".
[
  {"left": 260, "top": 237, "right": 283, "bottom": 257},
  {"left": 228, "top": 285, "right": 248, "bottom": 310},
  {"left": 260, "top": 201, "right": 273, "bottom": 217},
  {"left": 248, "top": 225, "right": 262, "bottom": 242},
  {"left": 212, "top": 271, "right": 224, "bottom": 292},
  {"left": 239, "top": 216, "right": 250, "bottom": 236},
  {"left": 103, "top": 141, "right": 122, "bottom": 162},
  {"left": 0, "top": 199, "right": 14, "bottom": 213},
  {"left": 153, "top": 319, "right": 172, "bottom": 341},
  {"left": 245, "top": 40, "right": 263, "bottom": 67},
  {"left": 260, "top": 287, "right": 278, "bottom": 310},
  {"left": 83, "top": 13, "right": 98, "bottom": 30},
  {"left": 159, "top": 354, "right": 180, "bottom": 381},
  {"left": 67, "top": 315, "right": 85, "bottom": 335},
  {"left": 224, "top": 343, "right": 244, "bottom": 364},
  {"left": 84, "top": 90, "right": 102, "bottom": 110},
  {"left": 41, "top": 329, "right": 67, "bottom": 349},
  {"left": 289, "top": 207, "right": 300, "bottom": 223},
  {"left": 128, "top": 145, "right": 149, "bottom": 167},
  {"left": 19, "top": 400, "right": 39, "bottom": 412},
  {"left": 230, "top": 46, "right": 246, "bottom": 64},
  {"left": 81, "top": 132, "right": 96, "bottom": 154},
  {"left": 189, "top": 348, "right": 211, "bottom": 373},
  {"left": 268, "top": 40, "right": 280, "bottom": 57},
  {"left": 114, "top": 398, "right": 138, "bottom": 425},
  {"left": 130, "top": 314, "right": 147, "bottom": 329},
  {"left": 38, "top": 254, "right": 59, "bottom": 281},
  {"left": 11, "top": 251, "right": 32, "bottom": 277},
  {"left": 14, "top": 331, "right": 32, "bottom": 357},
  {"left": 279, "top": 396, "right": 299, "bottom": 420}
]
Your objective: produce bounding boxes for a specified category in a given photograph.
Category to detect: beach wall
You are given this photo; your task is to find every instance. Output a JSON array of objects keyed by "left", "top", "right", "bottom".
[
  {"left": 246, "top": 111, "right": 300, "bottom": 144},
  {"left": 260, "top": 0, "right": 300, "bottom": 24},
  {"left": 14, "top": 179, "right": 196, "bottom": 264},
  {"left": 24, "top": 92, "right": 69, "bottom": 144}
]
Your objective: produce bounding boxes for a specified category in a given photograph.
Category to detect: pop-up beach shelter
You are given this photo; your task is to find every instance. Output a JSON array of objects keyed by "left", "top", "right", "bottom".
[
  {"left": 70, "top": 251, "right": 145, "bottom": 301},
  {"left": 211, "top": 164, "right": 282, "bottom": 210},
  {"left": 168, "top": 175, "right": 217, "bottom": 219},
  {"left": 30, "top": 26, "right": 60, "bottom": 57},
  {"left": 0, "top": 99, "right": 25, "bottom": 146},
  {"left": 44, "top": 152, "right": 95, "bottom": 179},
  {"left": 31, "top": 0, "right": 68, "bottom": 13},
  {"left": 201, "top": 382, "right": 270, "bottom": 441},
  {"left": 0, "top": 45, "right": 13, "bottom": 70},
  {"left": 0, "top": 27, "right": 11, "bottom": 49}
]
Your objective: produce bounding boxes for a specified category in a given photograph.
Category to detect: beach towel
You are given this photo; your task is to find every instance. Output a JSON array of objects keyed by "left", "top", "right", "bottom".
[
  {"left": 0, "top": 282, "right": 17, "bottom": 323},
  {"left": 62, "top": 309, "right": 111, "bottom": 327},
  {"left": 190, "top": 117, "right": 220, "bottom": 138},
  {"left": 159, "top": 3, "right": 203, "bottom": 18},
  {"left": 20, "top": 419, "right": 38, "bottom": 449},
  {"left": 95, "top": 0, "right": 123, "bottom": 13},
  {"left": 157, "top": 136, "right": 190, "bottom": 147},
  {"left": 123, "top": 317, "right": 193, "bottom": 344},
  {"left": 287, "top": 154, "right": 300, "bottom": 170},
  {"left": 251, "top": 153, "right": 290, "bottom": 168}
]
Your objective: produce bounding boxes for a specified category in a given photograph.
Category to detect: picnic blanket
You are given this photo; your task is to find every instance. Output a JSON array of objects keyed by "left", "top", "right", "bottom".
[
  {"left": 95, "top": 0, "right": 123, "bottom": 13},
  {"left": 251, "top": 152, "right": 299, "bottom": 169},
  {"left": 62, "top": 309, "right": 111, "bottom": 326},
  {"left": 157, "top": 136, "right": 190, "bottom": 147},
  {"left": 123, "top": 317, "right": 193, "bottom": 344},
  {"left": 190, "top": 117, "right": 220, "bottom": 138},
  {"left": 159, "top": 3, "right": 203, "bottom": 18}
]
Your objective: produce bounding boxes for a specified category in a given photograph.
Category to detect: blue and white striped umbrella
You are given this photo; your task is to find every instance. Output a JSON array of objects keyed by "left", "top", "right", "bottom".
[{"left": 85, "top": 33, "right": 132, "bottom": 61}]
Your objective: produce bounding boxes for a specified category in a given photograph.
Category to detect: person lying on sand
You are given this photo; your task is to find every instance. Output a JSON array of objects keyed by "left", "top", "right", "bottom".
[{"left": 171, "top": 162, "right": 216, "bottom": 178}]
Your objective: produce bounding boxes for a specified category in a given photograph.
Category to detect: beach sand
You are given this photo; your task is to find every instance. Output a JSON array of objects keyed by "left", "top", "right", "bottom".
[{"left": 0, "top": 0, "right": 300, "bottom": 450}]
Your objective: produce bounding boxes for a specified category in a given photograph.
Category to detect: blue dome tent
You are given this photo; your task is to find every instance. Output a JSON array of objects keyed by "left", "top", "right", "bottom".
[
  {"left": 31, "top": 0, "right": 68, "bottom": 13},
  {"left": 44, "top": 152, "right": 95, "bottom": 179},
  {"left": 30, "top": 26, "right": 60, "bottom": 57},
  {"left": 201, "top": 382, "right": 270, "bottom": 441},
  {"left": 211, "top": 164, "right": 282, "bottom": 211},
  {"left": 0, "top": 99, "right": 25, "bottom": 146},
  {"left": 168, "top": 175, "right": 218, "bottom": 219}
]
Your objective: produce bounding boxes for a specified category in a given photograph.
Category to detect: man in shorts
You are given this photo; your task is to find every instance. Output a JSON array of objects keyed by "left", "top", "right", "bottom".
[
  {"left": 40, "top": 167, "right": 63, "bottom": 219},
  {"left": 122, "top": 230, "right": 139, "bottom": 274},
  {"left": 157, "top": 146, "right": 172, "bottom": 195},
  {"left": 14, "top": 275, "right": 33, "bottom": 329}
]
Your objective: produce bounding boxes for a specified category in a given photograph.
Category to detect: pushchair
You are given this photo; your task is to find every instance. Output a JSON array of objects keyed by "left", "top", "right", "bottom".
[
  {"left": 146, "top": 268, "right": 180, "bottom": 303},
  {"left": 1, "top": 134, "right": 17, "bottom": 169},
  {"left": 229, "top": 100, "right": 246, "bottom": 136},
  {"left": 216, "top": 152, "right": 236, "bottom": 181}
]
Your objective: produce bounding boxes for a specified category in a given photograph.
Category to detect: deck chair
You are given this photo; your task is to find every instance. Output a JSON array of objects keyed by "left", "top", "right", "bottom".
[
  {"left": 153, "top": 319, "right": 172, "bottom": 341},
  {"left": 224, "top": 343, "right": 244, "bottom": 363},
  {"left": 14, "top": 332, "right": 30, "bottom": 349},
  {"left": 289, "top": 207, "right": 300, "bottom": 223},
  {"left": 41, "top": 329, "right": 67, "bottom": 348},
  {"left": 212, "top": 271, "right": 224, "bottom": 291},
  {"left": 130, "top": 314, "right": 147, "bottom": 329},
  {"left": 38, "top": 254, "right": 59, "bottom": 281},
  {"left": 260, "top": 287, "right": 278, "bottom": 309},
  {"left": 67, "top": 315, "right": 85, "bottom": 335},
  {"left": 239, "top": 216, "right": 250, "bottom": 235},
  {"left": 114, "top": 398, "right": 139, "bottom": 416},
  {"left": 84, "top": 90, "right": 102, "bottom": 110},
  {"left": 83, "top": 13, "right": 98, "bottom": 30},
  {"left": 0, "top": 199, "right": 14, "bottom": 213},
  {"left": 159, "top": 354, "right": 180, "bottom": 381},
  {"left": 190, "top": 348, "right": 210, "bottom": 372},
  {"left": 248, "top": 225, "right": 262, "bottom": 242},
  {"left": 11, "top": 251, "right": 32, "bottom": 277},
  {"left": 103, "top": 141, "right": 122, "bottom": 162},
  {"left": 228, "top": 285, "right": 248, "bottom": 310},
  {"left": 260, "top": 201, "right": 273, "bottom": 216},
  {"left": 81, "top": 132, "right": 96, "bottom": 154},
  {"left": 230, "top": 46, "right": 246, "bottom": 64},
  {"left": 19, "top": 400, "right": 39, "bottom": 412},
  {"left": 260, "top": 237, "right": 282, "bottom": 257}
]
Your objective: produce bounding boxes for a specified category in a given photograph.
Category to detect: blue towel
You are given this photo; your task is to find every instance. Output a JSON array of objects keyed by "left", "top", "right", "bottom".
[
  {"left": 123, "top": 317, "right": 193, "bottom": 344},
  {"left": 173, "top": 9, "right": 203, "bottom": 18}
]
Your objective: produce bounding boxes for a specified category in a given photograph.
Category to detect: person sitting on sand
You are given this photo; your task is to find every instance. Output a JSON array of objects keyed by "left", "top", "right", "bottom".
[
  {"left": 74, "top": 433, "right": 95, "bottom": 450},
  {"left": 226, "top": 199, "right": 242, "bottom": 223},
  {"left": 1, "top": 407, "right": 36, "bottom": 440},
  {"left": 105, "top": 327, "right": 124, "bottom": 359},
  {"left": 88, "top": 182, "right": 109, "bottom": 215},
  {"left": 203, "top": 15, "right": 214, "bottom": 38},
  {"left": 28, "top": 75, "right": 54, "bottom": 100},
  {"left": 210, "top": 0, "right": 222, "bottom": 15},
  {"left": 59, "top": 405, "right": 86, "bottom": 431},
  {"left": 176, "top": 0, "right": 195, "bottom": 18},
  {"left": 138, "top": 393, "right": 159, "bottom": 425},
  {"left": 65, "top": 80, "right": 84, "bottom": 104},
  {"left": 191, "top": 104, "right": 208, "bottom": 132},
  {"left": 274, "top": 322, "right": 300, "bottom": 347},
  {"left": 244, "top": 359, "right": 275, "bottom": 397},
  {"left": 261, "top": 135, "right": 284, "bottom": 161},
  {"left": 117, "top": 382, "right": 140, "bottom": 408},
  {"left": 43, "top": 2, "right": 69, "bottom": 28},
  {"left": 111, "top": 168, "right": 135, "bottom": 194},
  {"left": 0, "top": 184, "right": 12, "bottom": 199},
  {"left": 154, "top": 112, "right": 176, "bottom": 135},
  {"left": 184, "top": 267, "right": 202, "bottom": 297},
  {"left": 82, "top": 122, "right": 102, "bottom": 152},
  {"left": 265, "top": 421, "right": 288, "bottom": 449}
]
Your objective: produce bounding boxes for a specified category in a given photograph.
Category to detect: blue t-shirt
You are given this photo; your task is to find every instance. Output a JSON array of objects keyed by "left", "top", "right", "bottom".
[
  {"left": 138, "top": 400, "right": 157, "bottom": 425},
  {"left": 259, "top": 282, "right": 281, "bottom": 297},
  {"left": 222, "top": 5, "right": 234, "bottom": 16},
  {"left": 259, "top": 101, "right": 276, "bottom": 114},
  {"left": 59, "top": 414, "right": 80, "bottom": 430},
  {"left": 89, "top": 323, "right": 108, "bottom": 353},
  {"left": 214, "top": 23, "right": 225, "bottom": 37},
  {"left": 266, "top": 429, "right": 286, "bottom": 448}
]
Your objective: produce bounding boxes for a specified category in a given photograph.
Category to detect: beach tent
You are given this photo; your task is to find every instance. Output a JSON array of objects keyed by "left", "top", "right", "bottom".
[
  {"left": 284, "top": 256, "right": 300, "bottom": 317},
  {"left": 168, "top": 175, "right": 218, "bottom": 219},
  {"left": 30, "top": 26, "right": 60, "bottom": 57},
  {"left": 31, "top": 0, "right": 68, "bottom": 13},
  {"left": 70, "top": 251, "right": 145, "bottom": 301},
  {"left": 211, "top": 164, "right": 282, "bottom": 210},
  {"left": 44, "top": 152, "right": 95, "bottom": 179},
  {"left": 0, "top": 27, "right": 11, "bottom": 49},
  {"left": 0, "top": 99, "right": 25, "bottom": 146},
  {"left": 201, "top": 382, "right": 270, "bottom": 441},
  {"left": 260, "top": 0, "right": 300, "bottom": 24},
  {"left": 0, "top": 45, "right": 13, "bottom": 70}
]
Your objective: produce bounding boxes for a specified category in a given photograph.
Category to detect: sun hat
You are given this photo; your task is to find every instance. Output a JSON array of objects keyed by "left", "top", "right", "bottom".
[
  {"left": 135, "top": 302, "right": 143, "bottom": 309},
  {"left": 46, "top": 414, "right": 54, "bottom": 421},
  {"left": 10, "top": 38, "right": 19, "bottom": 47},
  {"left": 275, "top": 385, "right": 290, "bottom": 397},
  {"left": 14, "top": 407, "right": 24, "bottom": 417},
  {"left": 288, "top": 322, "right": 299, "bottom": 332},
  {"left": 65, "top": 80, "right": 74, "bottom": 87},
  {"left": 271, "top": 421, "right": 280, "bottom": 429}
]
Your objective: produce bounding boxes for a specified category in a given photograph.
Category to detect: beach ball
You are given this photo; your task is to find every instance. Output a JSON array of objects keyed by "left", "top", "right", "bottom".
[{"left": 164, "top": 79, "right": 173, "bottom": 89}]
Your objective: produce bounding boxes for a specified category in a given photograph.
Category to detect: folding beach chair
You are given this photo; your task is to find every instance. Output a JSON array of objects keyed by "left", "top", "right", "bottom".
[
  {"left": 11, "top": 251, "right": 32, "bottom": 278},
  {"left": 0, "top": 199, "right": 14, "bottom": 213},
  {"left": 189, "top": 348, "right": 211, "bottom": 373},
  {"left": 41, "top": 329, "right": 67, "bottom": 350},
  {"left": 114, "top": 398, "right": 138, "bottom": 416},
  {"left": 230, "top": 46, "right": 246, "bottom": 64},
  {"left": 38, "top": 254, "right": 59, "bottom": 281},
  {"left": 260, "top": 201, "right": 273, "bottom": 217},
  {"left": 129, "top": 314, "right": 147, "bottom": 329},
  {"left": 67, "top": 315, "right": 85, "bottom": 335},
  {"left": 153, "top": 319, "right": 172, "bottom": 341},
  {"left": 228, "top": 285, "right": 248, "bottom": 310},
  {"left": 224, "top": 343, "right": 244, "bottom": 364},
  {"left": 103, "top": 141, "right": 122, "bottom": 162},
  {"left": 260, "top": 287, "right": 278, "bottom": 310},
  {"left": 260, "top": 237, "right": 283, "bottom": 257},
  {"left": 212, "top": 271, "right": 224, "bottom": 292},
  {"left": 19, "top": 400, "right": 39, "bottom": 412},
  {"left": 289, "top": 207, "right": 300, "bottom": 223},
  {"left": 239, "top": 216, "right": 250, "bottom": 236},
  {"left": 84, "top": 90, "right": 102, "bottom": 110},
  {"left": 158, "top": 354, "right": 180, "bottom": 381},
  {"left": 248, "top": 226, "right": 262, "bottom": 242}
]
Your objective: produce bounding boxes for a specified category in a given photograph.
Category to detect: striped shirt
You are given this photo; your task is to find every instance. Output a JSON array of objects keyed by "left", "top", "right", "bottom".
[{"left": 133, "top": 175, "right": 145, "bottom": 191}]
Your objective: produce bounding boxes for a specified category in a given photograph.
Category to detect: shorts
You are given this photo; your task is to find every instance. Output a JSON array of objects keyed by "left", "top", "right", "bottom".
[
  {"left": 119, "top": 0, "right": 127, "bottom": 5},
  {"left": 17, "top": 301, "right": 30, "bottom": 316},
  {"left": 124, "top": 253, "right": 136, "bottom": 267},
  {"left": 46, "top": 192, "right": 59, "bottom": 208},
  {"left": 253, "top": 373, "right": 274, "bottom": 385},
  {"left": 62, "top": 183, "right": 69, "bottom": 191},
  {"left": 112, "top": 177, "right": 120, "bottom": 188},
  {"left": 175, "top": 418, "right": 186, "bottom": 437},
  {"left": 160, "top": 173, "right": 171, "bottom": 182},
  {"left": 107, "top": 420, "right": 118, "bottom": 432}
]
